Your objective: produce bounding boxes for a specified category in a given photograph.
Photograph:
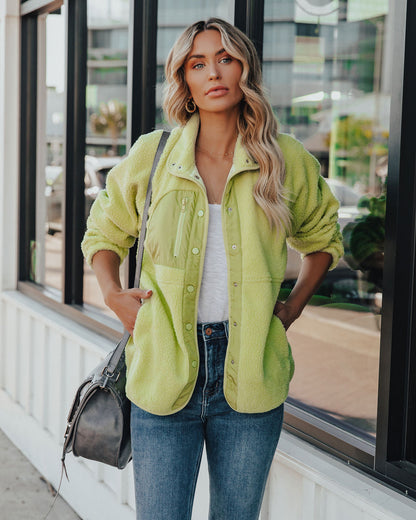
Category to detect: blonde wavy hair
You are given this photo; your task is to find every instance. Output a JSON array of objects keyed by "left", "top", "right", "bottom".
[{"left": 163, "top": 18, "right": 291, "bottom": 233}]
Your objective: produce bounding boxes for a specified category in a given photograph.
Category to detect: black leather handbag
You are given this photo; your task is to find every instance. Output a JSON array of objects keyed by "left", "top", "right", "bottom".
[{"left": 62, "top": 131, "right": 170, "bottom": 469}]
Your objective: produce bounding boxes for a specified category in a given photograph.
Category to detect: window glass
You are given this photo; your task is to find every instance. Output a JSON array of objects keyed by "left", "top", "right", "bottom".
[
  {"left": 83, "top": 0, "right": 129, "bottom": 315},
  {"left": 33, "top": 9, "right": 65, "bottom": 292},
  {"left": 264, "top": 0, "right": 391, "bottom": 439},
  {"left": 156, "top": 0, "right": 235, "bottom": 128}
]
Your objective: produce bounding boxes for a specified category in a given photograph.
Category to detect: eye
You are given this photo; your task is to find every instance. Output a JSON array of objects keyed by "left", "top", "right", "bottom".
[
  {"left": 220, "top": 56, "right": 232, "bottom": 64},
  {"left": 192, "top": 62, "right": 204, "bottom": 70}
]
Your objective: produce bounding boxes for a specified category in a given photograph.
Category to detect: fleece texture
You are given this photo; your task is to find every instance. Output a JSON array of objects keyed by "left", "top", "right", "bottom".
[{"left": 82, "top": 114, "right": 343, "bottom": 415}]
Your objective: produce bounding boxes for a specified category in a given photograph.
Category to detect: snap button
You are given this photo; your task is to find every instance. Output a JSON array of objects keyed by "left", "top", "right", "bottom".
[
  {"left": 205, "top": 327, "right": 212, "bottom": 336},
  {"left": 233, "top": 322, "right": 237, "bottom": 327},
  {"left": 192, "top": 247, "right": 200, "bottom": 255},
  {"left": 233, "top": 282, "right": 238, "bottom": 287},
  {"left": 192, "top": 360, "right": 197, "bottom": 368},
  {"left": 198, "top": 210, "right": 204, "bottom": 217},
  {"left": 231, "top": 244, "right": 237, "bottom": 250},
  {"left": 185, "top": 323, "right": 192, "bottom": 331},
  {"left": 195, "top": 174, "right": 200, "bottom": 179},
  {"left": 187, "top": 285, "right": 194, "bottom": 293},
  {"left": 231, "top": 359, "right": 235, "bottom": 364},
  {"left": 227, "top": 207, "right": 232, "bottom": 213}
]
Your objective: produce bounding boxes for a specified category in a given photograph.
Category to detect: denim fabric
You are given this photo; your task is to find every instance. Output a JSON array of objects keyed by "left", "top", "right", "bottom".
[{"left": 131, "top": 320, "right": 284, "bottom": 520}]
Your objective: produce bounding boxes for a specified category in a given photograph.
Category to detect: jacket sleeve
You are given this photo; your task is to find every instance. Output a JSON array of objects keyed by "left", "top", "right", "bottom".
[
  {"left": 283, "top": 136, "right": 344, "bottom": 271},
  {"left": 81, "top": 133, "right": 156, "bottom": 266}
]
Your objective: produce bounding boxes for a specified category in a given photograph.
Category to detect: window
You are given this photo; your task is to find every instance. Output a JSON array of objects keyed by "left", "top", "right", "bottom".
[
  {"left": 262, "top": 0, "right": 416, "bottom": 496},
  {"left": 83, "top": 0, "right": 130, "bottom": 316},
  {"left": 263, "top": 0, "right": 390, "bottom": 446},
  {"left": 32, "top": 8, "right": 66, "bottom": 293}
]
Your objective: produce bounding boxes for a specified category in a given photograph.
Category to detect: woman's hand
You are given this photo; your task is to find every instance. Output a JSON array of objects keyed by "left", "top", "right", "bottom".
[
  {"left": 90, "top": 250, "right": 153, "bottom": 335},
  {"left": 105, "top": 288, "right": 153, "bottom": 335},
  {"left": 273, "top": 251, "right": 333, "bottom": 331},
  {"left": 273, "top": 300, "right": 299, "bottom": 330}
]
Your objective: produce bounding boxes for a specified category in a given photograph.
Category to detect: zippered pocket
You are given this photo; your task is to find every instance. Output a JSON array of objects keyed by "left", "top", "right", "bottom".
[{"left": 173, "top": 197, "right": 188, "bottom": 257}]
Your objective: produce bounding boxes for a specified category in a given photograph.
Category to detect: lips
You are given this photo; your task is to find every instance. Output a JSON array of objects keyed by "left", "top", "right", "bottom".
[{"left": 206, "top": 85, "right": 229, "bottom": 95}]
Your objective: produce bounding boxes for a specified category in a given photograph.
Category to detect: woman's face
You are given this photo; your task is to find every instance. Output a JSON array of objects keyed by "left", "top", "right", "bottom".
[{"left": 184, "top": 29, "right": 243, "bottom": 117}]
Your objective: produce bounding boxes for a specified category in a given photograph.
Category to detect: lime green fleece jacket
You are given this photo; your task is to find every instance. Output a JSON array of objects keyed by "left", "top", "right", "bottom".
[{"left": 82, "top": 114, "right": 343, "bottom": 415}]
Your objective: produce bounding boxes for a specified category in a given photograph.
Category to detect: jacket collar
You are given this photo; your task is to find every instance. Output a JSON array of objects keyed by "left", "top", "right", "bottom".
[{"left": 167, "top": 114, "right": 259, "bottom": 182}]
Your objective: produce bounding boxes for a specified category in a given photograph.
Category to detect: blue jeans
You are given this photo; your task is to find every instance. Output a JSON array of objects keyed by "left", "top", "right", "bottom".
[{"left": 131, "top": 320, "right": 284, "bottom": 520}]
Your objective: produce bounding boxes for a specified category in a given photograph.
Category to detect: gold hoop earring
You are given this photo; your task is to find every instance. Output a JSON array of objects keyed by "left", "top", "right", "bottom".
[{"left": 185, "top": 98, "right": 196, "bottom": 114}]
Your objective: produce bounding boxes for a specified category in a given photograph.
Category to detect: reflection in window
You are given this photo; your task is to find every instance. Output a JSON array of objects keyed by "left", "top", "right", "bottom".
[
  {"left": 33, "top": 9, "right": 65, "bottom": 292},
  {"left": 264, "top": 0, "right": 391, "bottom": 439},
  {"left": 156, "top": 0, "right": 234, "bottom": 128},
  {"left": 83, "top": 0, "right": 129, "bottom": 314}
]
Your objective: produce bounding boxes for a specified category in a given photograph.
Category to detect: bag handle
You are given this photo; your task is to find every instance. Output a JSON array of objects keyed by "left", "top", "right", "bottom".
[{"left": 103, "top": 130, "right": 170, "bottom": 379}]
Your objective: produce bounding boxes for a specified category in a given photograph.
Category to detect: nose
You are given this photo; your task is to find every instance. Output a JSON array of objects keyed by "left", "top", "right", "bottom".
[{"left": 208, "top": 64, "right": 220, "bottom": 80}]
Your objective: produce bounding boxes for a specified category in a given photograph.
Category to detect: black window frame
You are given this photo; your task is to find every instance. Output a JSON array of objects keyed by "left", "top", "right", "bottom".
[{"left": 18, "top": 0, "right": 416, "bottom": 498}]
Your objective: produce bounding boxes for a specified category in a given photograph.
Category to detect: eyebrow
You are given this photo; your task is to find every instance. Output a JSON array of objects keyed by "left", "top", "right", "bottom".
[{"left": 186, "top": 48, "right": 227, "bottom": 61}]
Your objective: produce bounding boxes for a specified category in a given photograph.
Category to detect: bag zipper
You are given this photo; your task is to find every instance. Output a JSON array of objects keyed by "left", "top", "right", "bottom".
[{"left": 174, "top": 197, "right": 188, "bottom": 257}]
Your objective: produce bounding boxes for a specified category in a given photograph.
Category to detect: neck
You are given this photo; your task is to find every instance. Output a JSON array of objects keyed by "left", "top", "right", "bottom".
[{"left": 196, "top": 109, "right": 239, "bottom": 157}]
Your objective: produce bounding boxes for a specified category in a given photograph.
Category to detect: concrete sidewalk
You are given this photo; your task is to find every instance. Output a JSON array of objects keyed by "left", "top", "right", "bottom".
[{"left": 0, "top": 428, "right": 81, "bottom": 520}]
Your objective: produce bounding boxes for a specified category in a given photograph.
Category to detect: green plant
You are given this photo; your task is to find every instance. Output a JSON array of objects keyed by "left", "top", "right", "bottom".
[
  {"left": 342, "top": 194, "right": 385, "bottom": 275},
  {"left": 90, "top": 99, "right": 127, "bottom": 155}
]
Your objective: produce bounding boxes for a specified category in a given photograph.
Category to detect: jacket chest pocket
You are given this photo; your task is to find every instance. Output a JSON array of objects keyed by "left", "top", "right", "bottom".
[
  {"left": 145, "top": 190, "right": 196, "bottom": 268},
  {"left": 174, "top": 197, "right": 188, "bottom": 257}
]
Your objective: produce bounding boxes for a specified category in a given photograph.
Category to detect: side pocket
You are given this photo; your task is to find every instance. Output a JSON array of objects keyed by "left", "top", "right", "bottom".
[
  {"left": 271, "top": 314, "right": 295, "bottom": 380},
  {"left": 173, "top": 197, "right": 188, "bottom": 258},
  {"left": 271, "top": 313, "right": 289, "bottom": 352},
  {"left": 131, "top": 304, "right": 143, "bottom": 339}
]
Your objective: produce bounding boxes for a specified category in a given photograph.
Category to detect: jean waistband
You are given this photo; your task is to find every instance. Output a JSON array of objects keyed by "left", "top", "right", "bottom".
[{"left": 197, "top": 320, "right": 229, "bottom": 340}]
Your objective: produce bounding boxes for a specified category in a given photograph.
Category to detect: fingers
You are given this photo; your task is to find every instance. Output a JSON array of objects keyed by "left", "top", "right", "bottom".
[
  {"left": 125, "top": 289, "right": 152, "bottom": 334},
  {"left": 122, "top": 304, "right": 142, "bottom": 336},
  {"left": 105, "top": 288, "right": 153, "bottom": 335},
  {"left": 273, "top": 300, "right": 285, "bottom": 314},
  {"left": 129, "top": 288, "right": 153, "bottom": 301}
]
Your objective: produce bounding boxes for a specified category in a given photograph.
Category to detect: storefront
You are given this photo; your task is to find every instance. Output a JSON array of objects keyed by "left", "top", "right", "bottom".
[{"left": 1, "top": 0, "right": 416, "bottom": 518}]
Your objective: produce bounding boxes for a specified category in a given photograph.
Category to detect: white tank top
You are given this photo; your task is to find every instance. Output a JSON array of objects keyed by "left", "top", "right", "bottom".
[{"left": 197, "top": 204, "right": 229, "bottom": 323}]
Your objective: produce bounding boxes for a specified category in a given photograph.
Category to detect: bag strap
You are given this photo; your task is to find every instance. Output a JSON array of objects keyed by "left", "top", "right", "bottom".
[
  {"left": 103, "top": 130, "right": 170, "bottom": 378},
  {"left": 135, "top": 130, "right": 170, "bottom": 288}
]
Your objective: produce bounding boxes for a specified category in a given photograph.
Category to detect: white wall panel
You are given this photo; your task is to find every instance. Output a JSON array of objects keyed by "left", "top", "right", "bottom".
[
  {"left": 126, "top": 464, "right": 137, "bottom": 509},
  {"left": 4, "top": 301, "right": 18, "bottom": 399},
  {"left": 32, "top": 319, "right": 48, "bottom": 424},
  {"left": 301, "top": 479, "right": 318, "bottom": 520},
  {"left": 0, "top": 299, "right": 5, "bottom": 388},
  {"left": 47, "top": 329, "right": 64, "bottom": 438},
  {"left": 62, "top": 337, "right": 81, "bottom": 421}
]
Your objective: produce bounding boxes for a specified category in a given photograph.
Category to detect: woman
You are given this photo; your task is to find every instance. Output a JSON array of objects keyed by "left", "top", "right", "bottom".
[{"left": 82, "top": 18, "right": 343, "bottom": 520}]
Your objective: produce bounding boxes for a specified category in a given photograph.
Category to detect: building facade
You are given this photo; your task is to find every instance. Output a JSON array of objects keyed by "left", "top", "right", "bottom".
[{"left": 1, "top": 0, "right": 416, "bottom": 518}]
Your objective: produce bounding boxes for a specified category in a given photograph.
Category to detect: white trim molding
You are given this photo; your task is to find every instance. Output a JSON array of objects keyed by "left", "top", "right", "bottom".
[{"left": 0, "top": 0, "right": 20, "bottom": 292}]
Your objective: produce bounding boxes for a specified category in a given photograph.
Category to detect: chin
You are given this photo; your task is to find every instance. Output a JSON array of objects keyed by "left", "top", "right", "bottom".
[{"left": 201, "top": 102, "right": 241, "bottom": 115}]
